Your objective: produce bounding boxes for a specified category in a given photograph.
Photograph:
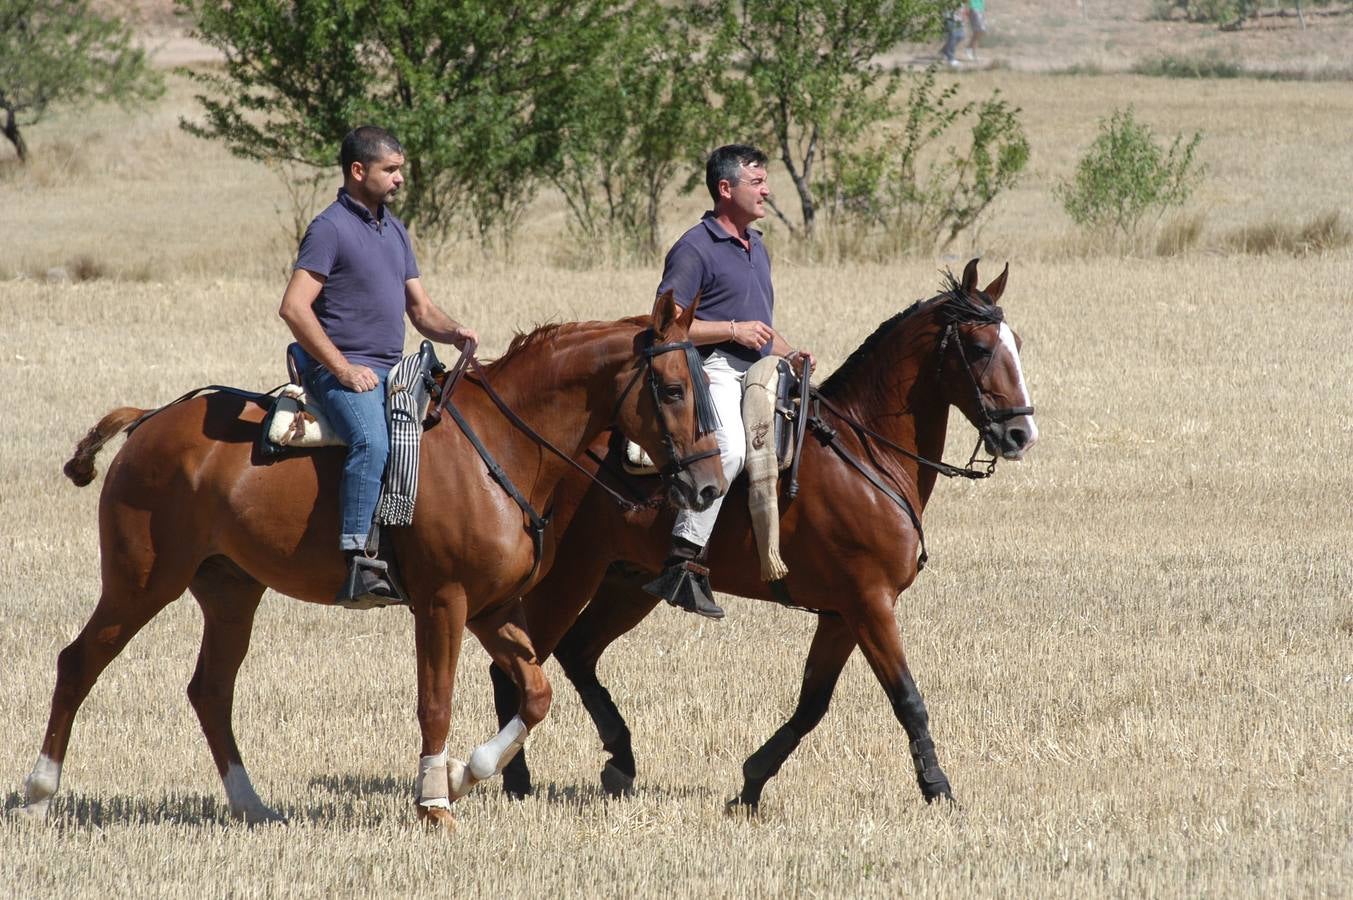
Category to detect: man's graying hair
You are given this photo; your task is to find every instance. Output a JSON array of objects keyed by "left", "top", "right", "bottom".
[
  {"left": 705, "top": 144, "right": 767, "bottom": 203},
  {"left": 340, "top": 126, "right": 403, "bottom": 176}
]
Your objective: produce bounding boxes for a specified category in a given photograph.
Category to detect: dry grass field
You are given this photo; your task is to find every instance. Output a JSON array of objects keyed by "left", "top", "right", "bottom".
[{"left": 2, "top": 7, "right": 1351, "bottom": 898}]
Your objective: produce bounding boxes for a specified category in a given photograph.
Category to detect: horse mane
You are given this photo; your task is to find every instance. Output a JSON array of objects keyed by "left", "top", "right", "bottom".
[
  {"left": 480, "top": 317, "right": 643, "bottom": 374},
  {"left": 819, "top": 273, "right": 1004, "bottom": 398}
]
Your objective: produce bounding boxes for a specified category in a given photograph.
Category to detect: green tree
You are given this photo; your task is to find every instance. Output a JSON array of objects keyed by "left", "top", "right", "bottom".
[
  {"left": 1056, "top": 106, "right": 1204, "bottom": 240},
  {"left": 817, "top": 69, "right": 1030, "bottom": 254},
  {"left": 177, "top": 0, "right": 615, "bottom": 243},
  {"left": 534, "top": 1, "right": 713, "bottom": 260},
  {"left": 691, "top": 0, "right": 946, "bottom": 239},
  {"left": 0, "top": 0, "right": 163, "bottom": 163}
]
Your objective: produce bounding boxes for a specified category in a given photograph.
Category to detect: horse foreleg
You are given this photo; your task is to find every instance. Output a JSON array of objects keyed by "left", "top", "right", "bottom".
[
  {"left": 412, "top": 586, "right": 467, "bottom": 829},
  {"left": 851, "top": 598, "right": 954, "bottom": 804},
  {"left": 462, "top": 604, "right": 551, "bottom": 792},
  {"left": 553, "top": 574, "right": 661, "bottom": 797},
  {"left": 732, "top": 613, "right": 856, "bottom": 810},
  {"left": 15, "top": 565, "right": 187, "bottom": 821},
  {"left": 186, "top": 558, "right": 279, "bottom": 825}
]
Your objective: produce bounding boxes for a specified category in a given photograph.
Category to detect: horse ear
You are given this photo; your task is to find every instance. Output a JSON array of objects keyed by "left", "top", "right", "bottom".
[
  {"left": 983, "top": 263, "right": 1009, "bottom": 303},
  {"left": 678, "top": 291, "right": 700, "bottom": 330},
  {"left": 652, "top": 289, "right": 679, "bottom": 337},
  {"left": 961, "top": 258, "right": 980, "bottom": 294}
]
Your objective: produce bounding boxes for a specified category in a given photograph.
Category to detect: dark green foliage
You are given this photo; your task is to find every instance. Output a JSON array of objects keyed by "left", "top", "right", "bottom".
[
  {"left": 816, "top": 68, "right": 1030, "bottom": 254},
  {"left": 178, "top": 0, "right": 617, "bottom": 242},
  {"left": 690, "top": 0, "right": 948, "bottom": 239},
  {"left": 0, "top": 0, "right": 164, "bottom": 162},
  {"left": 1056, "top": 106, "right": 1204, "bottom": 240}
]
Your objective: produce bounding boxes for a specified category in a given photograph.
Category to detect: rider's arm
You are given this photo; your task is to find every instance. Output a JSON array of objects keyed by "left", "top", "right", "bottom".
[
  {"left": 278, "top": 268, "right": 377, "bottom": 392},
  {"left": 405, "top": 278, "right": 478, "bottom": 350},
  {"left": 767, "top": 326, "right": 815, "bottom": 368}
]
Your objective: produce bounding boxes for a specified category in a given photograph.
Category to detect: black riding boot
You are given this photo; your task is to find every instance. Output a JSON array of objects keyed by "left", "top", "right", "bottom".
[
  {"left": 335, "top": 551, "right": 404, "bottom": 610},
  {"left": 642, "top": 537, "right": 724, "bottom": 619}
]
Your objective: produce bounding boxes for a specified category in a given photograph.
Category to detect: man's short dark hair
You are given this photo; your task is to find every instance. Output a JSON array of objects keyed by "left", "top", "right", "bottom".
[
  {"left": 705, "top": 144, "right": 767, "bottom": 203},
  {"left": 339, "top": 126, "right": 404, "bottom": 175}
]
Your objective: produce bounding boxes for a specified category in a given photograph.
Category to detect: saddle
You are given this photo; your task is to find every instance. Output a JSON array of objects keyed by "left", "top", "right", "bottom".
[{"left": 623, "top": 355, "right": 809, "bottom": 582}]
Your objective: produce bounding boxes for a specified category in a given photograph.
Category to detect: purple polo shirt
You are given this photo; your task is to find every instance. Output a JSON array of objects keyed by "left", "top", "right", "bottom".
[
  {"left": 656, "top": 212, "right": 774, "bottom": 364},
  {"left": 294, "top": 188, "right": 419, "bottom": 370}
]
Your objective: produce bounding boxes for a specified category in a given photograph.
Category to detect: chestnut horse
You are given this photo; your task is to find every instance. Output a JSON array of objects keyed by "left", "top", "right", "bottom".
[
  {"left": 14, "top": 294, "right": 723, "bottom": 828},
  {"left": 490, "top": 260, "right": 1038, "bottom": 808}
]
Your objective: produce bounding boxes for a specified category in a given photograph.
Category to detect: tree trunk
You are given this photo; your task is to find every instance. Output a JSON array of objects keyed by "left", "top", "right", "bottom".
[{"left": 3, "top": 106, "right": 27, "bottom": 163}]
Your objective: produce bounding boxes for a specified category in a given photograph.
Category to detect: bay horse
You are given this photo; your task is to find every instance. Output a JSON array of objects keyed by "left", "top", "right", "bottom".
[
  {"left": 490, "top": 260, "right": 1038, "bottom": 808},
  {"left": 14, "top": 293, "right": 723, "bottom": 829}
]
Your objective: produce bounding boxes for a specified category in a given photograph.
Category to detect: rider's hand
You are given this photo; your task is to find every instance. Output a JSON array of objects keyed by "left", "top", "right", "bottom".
[
  {"left": 450, "top": 325, "right": 479, "bottom": 351},
  {"left": 336, "top": 363, "right": 379, "bottom": 392},
  {"left": 786, "top": 348, "right": 816, "bottom": 372},
  {"left": 730, "top": 319, "right": 774, "bottom": 350}
]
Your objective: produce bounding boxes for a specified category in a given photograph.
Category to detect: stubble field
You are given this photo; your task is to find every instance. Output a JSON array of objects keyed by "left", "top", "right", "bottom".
[{"left": 1, "top": 18, "right": 1351, "bottom": 900}]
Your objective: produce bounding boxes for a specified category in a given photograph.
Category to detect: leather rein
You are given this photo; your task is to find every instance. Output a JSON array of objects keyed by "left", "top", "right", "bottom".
[
  {"left": 424, "top": 333, "right": 714, "bottom": 592},
  {"left": 794, "top": 317, "right": 1035, "bottom": 573}
]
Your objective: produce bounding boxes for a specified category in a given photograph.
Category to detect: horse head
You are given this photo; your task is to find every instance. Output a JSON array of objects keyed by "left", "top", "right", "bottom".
[
  {"left": 937, "top": 259, "right": 1039, "bottom": 461},
  {"left": 614, "top": 291, "right": 725, "bottom": 511}
]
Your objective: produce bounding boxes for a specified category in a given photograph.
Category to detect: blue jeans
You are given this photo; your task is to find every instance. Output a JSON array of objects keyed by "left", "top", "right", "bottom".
[{"left": 302, "top": 362, "right": 390, "bottom": 550}]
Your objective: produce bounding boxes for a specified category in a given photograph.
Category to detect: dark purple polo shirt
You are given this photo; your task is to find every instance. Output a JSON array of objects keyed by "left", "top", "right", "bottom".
[
  {"left": 656, "top": 212, "right": 774, "bottom": 364},
  {"left": 294, "top": 188, "right": 419, "bottom": 370}
]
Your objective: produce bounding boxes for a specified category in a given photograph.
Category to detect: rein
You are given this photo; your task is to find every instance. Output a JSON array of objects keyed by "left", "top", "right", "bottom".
[{"left": 429, "top": 331, "right": 716, "bottom": 593}]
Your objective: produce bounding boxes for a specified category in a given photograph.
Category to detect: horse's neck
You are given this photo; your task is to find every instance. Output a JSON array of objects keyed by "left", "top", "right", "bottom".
[
  {"left": 472, "top": 327, "right": 631, "bottom": 478},
  {"left": 824, "top": 314, "right": 950, "bottom": 510}
]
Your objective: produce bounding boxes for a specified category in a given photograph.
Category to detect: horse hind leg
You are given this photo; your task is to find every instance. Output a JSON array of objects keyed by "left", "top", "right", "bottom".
[
  {"left": 14, "top": 553, "right": 193, "bottom": 821},
  {"left": 553, "top": 572, "right": 662, "bottom": 798},
  {"left": 185, "top": 556, "right": 281, "bottom": 825},
  {"left": 732, "top": 612, "right": 856, "bottom": 811}
]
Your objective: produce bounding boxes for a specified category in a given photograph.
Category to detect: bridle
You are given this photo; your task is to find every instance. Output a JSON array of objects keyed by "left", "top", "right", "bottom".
[
  {"left": 937, "top": 317, "right": 1036, "bottom": 475},
  {"left": 611, "top": 336, "right": 722, "bottom": 480}
]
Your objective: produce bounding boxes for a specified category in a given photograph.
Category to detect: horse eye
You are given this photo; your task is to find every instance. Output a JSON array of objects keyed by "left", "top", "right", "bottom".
[
  {"left": 662, "top": 384, "right": 685, "bottom": 403},
  {"left": 969, "top": 344, "right": 992, "bottom": 359}
]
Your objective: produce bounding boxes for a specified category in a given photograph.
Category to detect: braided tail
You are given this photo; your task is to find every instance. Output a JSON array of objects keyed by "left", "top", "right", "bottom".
[{"left": 63, "top": 407, "right": 148, "bottom": 486}]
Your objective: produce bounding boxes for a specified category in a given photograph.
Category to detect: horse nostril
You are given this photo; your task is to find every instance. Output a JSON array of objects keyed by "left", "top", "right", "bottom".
[
  {"left": 698, "top": 484, "right": 719, "bottom": 507},
  {"left": 1007, "top": 427, "right": 1028, "bottom": 449}
]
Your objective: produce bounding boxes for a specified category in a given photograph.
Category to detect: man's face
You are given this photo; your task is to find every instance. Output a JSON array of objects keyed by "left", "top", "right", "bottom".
[
  {"left": 722, "top": 163, "right": 769, "bottom": 222},
  {"left": 352, "top": 151, "right": 405, "bottom": 206}
]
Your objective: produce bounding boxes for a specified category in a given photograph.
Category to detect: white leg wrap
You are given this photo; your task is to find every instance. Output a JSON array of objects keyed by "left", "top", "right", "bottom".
[
  {"left": 18, "top": 754, "right": 61, "bottom": 817},
  {"left": 468, "top": 715, "right": 528, "bottom": 781},
  {"left": 223, "top": 763, "right": 284, "bottom": 824},
  {"left": 447, "top": 757, "right": 476, "bottom": 801}
]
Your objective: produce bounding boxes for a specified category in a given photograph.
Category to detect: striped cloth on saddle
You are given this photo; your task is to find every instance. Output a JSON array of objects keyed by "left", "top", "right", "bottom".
[{"left": 265, "top": 344, "right": 436, "bottom": 528}]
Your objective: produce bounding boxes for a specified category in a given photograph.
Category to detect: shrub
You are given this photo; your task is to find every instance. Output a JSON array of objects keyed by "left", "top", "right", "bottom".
[
  {"left": 814, "top": 68, "right": 1031, "bottom": 257},
  {"left": 1056, "top": 106, "right": 1204, "bottom": 241}
]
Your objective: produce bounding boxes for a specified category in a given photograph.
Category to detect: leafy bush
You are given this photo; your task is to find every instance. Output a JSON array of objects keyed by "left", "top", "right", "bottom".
[
  {"left": 1056, "top": 107, "right": 1204, "bottom": 241},
  {"left": 814, "top": 68, "right": 1030, "bottom": 257},
  {"left": 1131, "top": 53, "right": 1245, "bottom": 79}
]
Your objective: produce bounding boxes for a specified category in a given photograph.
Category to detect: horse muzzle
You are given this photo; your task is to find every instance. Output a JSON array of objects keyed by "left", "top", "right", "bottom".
[
  {"left": 667, "top": 467, "right": 723, "bottom": 512},
  {"left": 983, "top": 412, "right": 1038, "bottom": 461}
]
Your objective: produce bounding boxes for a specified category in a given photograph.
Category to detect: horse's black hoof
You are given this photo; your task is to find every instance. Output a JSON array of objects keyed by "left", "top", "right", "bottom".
[
  {"left": 599, "top": 762, "right": 635, "bottom": 798},
  {"left": 725, "top": 795, "right": 760, "bottom": 817}
]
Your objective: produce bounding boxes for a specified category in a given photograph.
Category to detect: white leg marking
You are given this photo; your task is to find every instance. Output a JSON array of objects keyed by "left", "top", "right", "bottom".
[
  {"left": 223, "top": 763, "right": 285, "bottom": 824},
  {"left": 468, "top": 715, "right": 528, "bottom": 781},
  {"left": 447, "top": 758, "right": 475, "bottom": 800},
  {"left": 14, "top": 754, "right": 62, "bottom": 820},
  {"left": 998, "top": 323, "right": 1039, "bottom": 447}
]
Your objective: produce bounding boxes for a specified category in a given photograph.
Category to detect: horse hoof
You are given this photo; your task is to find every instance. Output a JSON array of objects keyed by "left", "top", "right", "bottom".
[
  {"left": 599, "top": 762, "right": 635, "bottom": 798},
  {"left": 416, "top": 804, "right": 457, "bottom": 831},
  {"left": 8, "top": 802, "right": 50, "bottom": 824},
  {"left": 924, "top": 787, "right": 958, "bottom": 807},
  {"left": 231, "top": 804, "right": 288, "bottom": 826},
  {"left": 724, "top": 796, "right": 760, "bottom": 817}
]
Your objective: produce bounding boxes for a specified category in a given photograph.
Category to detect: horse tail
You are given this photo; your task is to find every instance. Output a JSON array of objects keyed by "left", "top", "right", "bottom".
[{"left": 64, "top": 407, "right": 148, "bottom": 487}]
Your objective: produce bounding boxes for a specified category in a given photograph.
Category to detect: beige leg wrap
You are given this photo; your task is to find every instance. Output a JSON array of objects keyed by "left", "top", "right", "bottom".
[
  {"left": 742, "top": 360, "right": 790, "bottom": 581},
  {"left": 416, "top": 746, "right": 452, "bottom": 810}
]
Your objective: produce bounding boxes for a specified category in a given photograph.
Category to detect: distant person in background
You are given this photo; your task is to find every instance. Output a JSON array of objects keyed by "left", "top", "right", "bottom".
[
  {"left": 940, "top": 5, "right": 965, "bottom": 68},
  {"left": 966, "top": 0, "right": 988, "bottom": 61}
]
